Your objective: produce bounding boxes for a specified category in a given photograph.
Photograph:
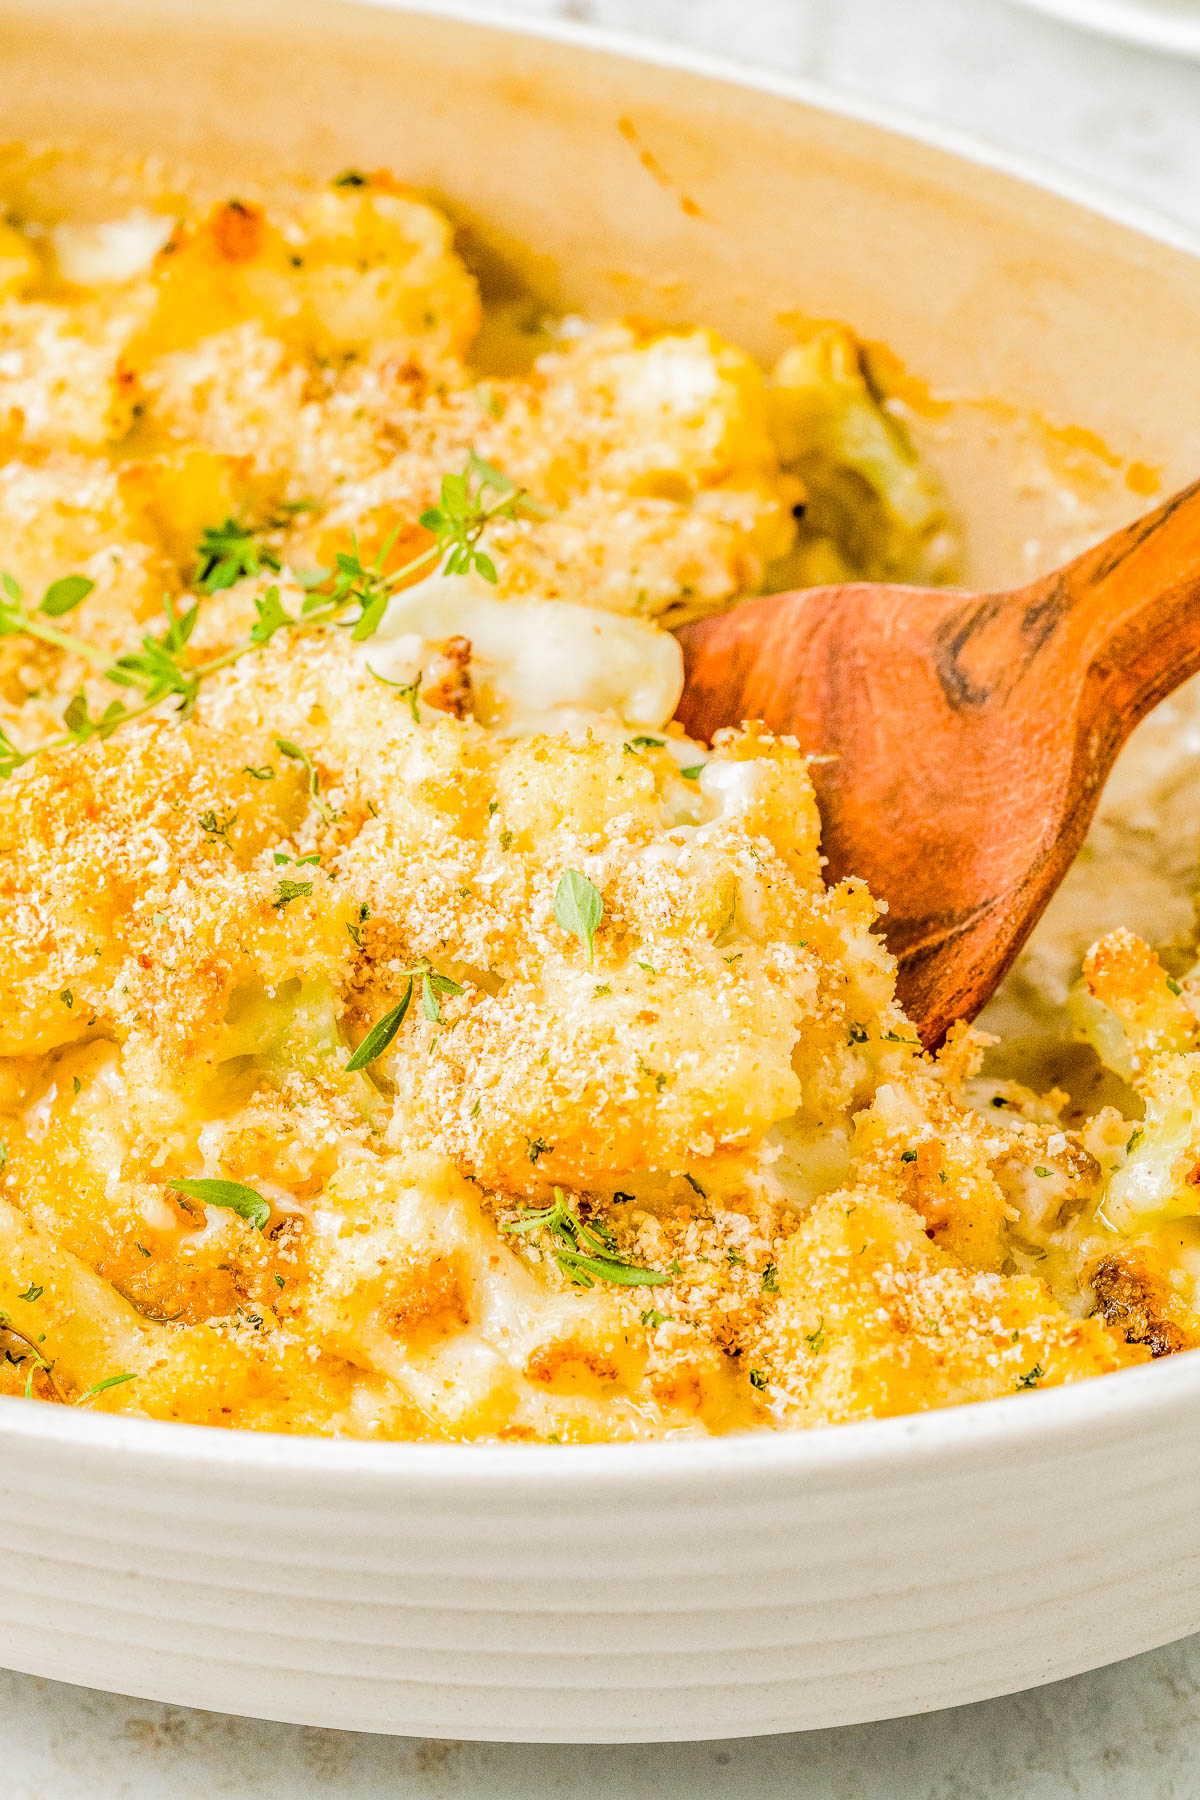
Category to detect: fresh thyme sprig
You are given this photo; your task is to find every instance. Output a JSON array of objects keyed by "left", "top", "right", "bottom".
[
  {"left": 0, "top": 573, "right": 105, "bottom": 668},
  {"left": 344, "top": 960, "right": 465, "bottom": 1071},
  {"left": 0, "top": 453, "right": 529, "bottom": 779},
  {"left": 195, "top": 518, "right": 282, "bottom": 594},
  {"left": 502, "top": 1188, "right": 670, "bottom": 1290},
  {"left": 0, "top": 1309, "right": 69, "bottom": 1402}
]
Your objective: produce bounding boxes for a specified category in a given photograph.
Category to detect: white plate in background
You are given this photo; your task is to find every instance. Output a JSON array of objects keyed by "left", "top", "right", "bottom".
[{"left": 1009, "top": 0, "right": 1200, "bottom": 56}]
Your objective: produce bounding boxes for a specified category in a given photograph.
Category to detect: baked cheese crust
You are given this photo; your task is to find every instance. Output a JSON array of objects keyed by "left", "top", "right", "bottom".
[{"left": 0, "top": 159, "right": 1156, "bottom": 1438}]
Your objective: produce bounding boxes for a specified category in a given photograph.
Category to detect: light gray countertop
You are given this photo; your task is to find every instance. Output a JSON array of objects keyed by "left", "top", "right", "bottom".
[
  {"left": 8, "top": 0, "right": 1200, "bottom": 1792},
  {"left": 9, "top": 1632, "right": 1200, "bottom": 1799}
]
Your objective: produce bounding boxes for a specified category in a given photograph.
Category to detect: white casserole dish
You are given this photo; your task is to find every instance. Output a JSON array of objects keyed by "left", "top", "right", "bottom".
[{"left": 3, "top": 0, "right": 1200, "bottom": 1743}]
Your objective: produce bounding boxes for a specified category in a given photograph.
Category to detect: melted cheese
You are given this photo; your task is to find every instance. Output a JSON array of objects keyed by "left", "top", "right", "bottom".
[
  {"left": 356, "top": 571, "right": 684, "bottom": 733},
  {"left": 0, "top": 154, "right": 1151, "bottom": 1440}
]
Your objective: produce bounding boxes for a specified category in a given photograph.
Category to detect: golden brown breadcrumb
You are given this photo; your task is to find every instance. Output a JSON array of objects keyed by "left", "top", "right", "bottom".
[{"left": 0, "top": 156, "right": 1155, "bottom": 1441}]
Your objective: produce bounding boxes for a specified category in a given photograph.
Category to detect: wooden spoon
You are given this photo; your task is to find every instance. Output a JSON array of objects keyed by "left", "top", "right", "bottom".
[{"left": 675, "top": 479, "right": 1200, "bottom": 1049}]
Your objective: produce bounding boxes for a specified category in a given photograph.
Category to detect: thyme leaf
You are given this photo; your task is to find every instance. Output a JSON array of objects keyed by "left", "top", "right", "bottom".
[
  {"left": 344, "top": 960, "right": 463, "bottom": 1068},
  {"left": 273, "top": 877, "right": 313, "bottom": 910},
  {"left": 345, "top": 979, "right": 413, "bottom": 1071},
  {"left": 75, "top": 1371, "right": 138, "bottom": 1405},
  {"left": 0, "top": 455, "right": 531, "bottom": 780},
  {"left": 503, "top": 1188, "right": 670, "bottom": 1289},
  {"left": 275, "top": 737, "right": 336, "bottom": 824},
  {"left": 195, "top": 518, "right": 281, "bottom": 594},
  {"left": 169, "top": 1176, "right": 271, "bottom": 1230},
  {"left": 40, "top": 574, "right": 95, "bottom": 618},
  {"left": 552, "top": 869, "right": 603, "bottom": 967}
]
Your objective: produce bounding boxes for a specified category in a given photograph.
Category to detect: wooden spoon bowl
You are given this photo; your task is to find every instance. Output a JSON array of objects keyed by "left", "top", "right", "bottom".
[{"left": 676, "top": 480, "right": 1200, "bottom": 1047}]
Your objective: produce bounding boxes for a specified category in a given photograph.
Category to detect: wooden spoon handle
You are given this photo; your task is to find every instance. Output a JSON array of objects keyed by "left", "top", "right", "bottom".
[
  {"left": 675, "top": 478, "right": 1200, "bottom": 1048},
  {"left": 943, "top": 476, "right": 1200, "bottom": 756}
]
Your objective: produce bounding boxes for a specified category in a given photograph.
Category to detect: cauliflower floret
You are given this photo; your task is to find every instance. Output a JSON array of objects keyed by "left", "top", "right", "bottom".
[
  {"left": 0, "top": 291, "right": 150, "bottom": 450},
  {"left": 129, "top": 183, "right": 480, "bottom": 367},
  {"left": 768, "top": 324, "right": 954, "bottom": 588},
  {"left": 749, "top": 1190, "right": 1141, "bottom": 1425}
]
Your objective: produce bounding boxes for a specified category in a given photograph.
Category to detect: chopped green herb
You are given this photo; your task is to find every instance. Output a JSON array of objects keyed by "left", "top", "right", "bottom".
[
  {"left": 344, "top": 959, "right": 462, "bottom": 1064},
  {"left": 593, "top": 983, "right": 612, "bottom": 998},
  {"left": 0, "top": 460, "right": 529, "bottom": 782},
  {"left": 761, "top": 1262, "right": 779, "bottom": 1294},
  {"left": 900, "top": 1148, "right": 918, "bottom": 1163},
  {"left": 1167, "top": 977, "right": 1183, "bottom": 995},
  {"left": 553, "top": 869, "right": 603, "bottom": 967},
  {"left": 499, "top": 829, "right": 513, "bottom": 852},
  {"left": 59, "top": 989, "right": 73, "bottom": 1008},
  {"left": 1015, "top": 1363, "right": 1044, "bottom": 1391},
  {"left": 75, "top": 1371, "right": 138, "bottom": 1405},
  {"left": 636, "top": 1055, "right": 667, "bottom": 1092},
  {"left": 195, "top": 518, "right": 281, "bottom": 594},
  {"left": 198, "top": 807, "right": 237, "bottom": 847},
  {"left": 421, "top": 967, "right": 463, "bottom": 1024},
  {"left": 849, "top": 1022, "right": 868, "bottom": 1044},
  {"left": 16, "top": 1284, "right": 42, "bottom": 1304},
  {"left": 525, "top": 1134, "right": 554, "bottom": 1166},
  {"left": 243, "top": 764, "right": 275, "bottom": 780},
  {"left": 135, "top": 1242, "right": 151, "bottom": 1257},
  {"left": 504, "top": 1188, "right": 670, "bottom": 1290},
  {"left": 345, "top": 899, "right": 371, "bottom": 948},
  {"left": 624, "top": 735, "right": 664, "bottom": 753},
  {"left": 1127, "top": 1129, "right": 1144, "bottom": 1153},
  {"left": 679, "top": 764, "right": 705, "bottom": 781},
  {"left": 749, "top": 1368, "right": 768, "bottom": 1391},
  {"left": 683, "top": 1173, "right": 707, "bottom": 1198},
  {"left": 1034, "top": 1166, "right": 1050, "bottom": 1178},
  {"left": 803, "top": 1316, "right": 825, "bottom": 1355},
  {"left": 273, "top": 877, "right": 313, "bottom": 910},
  {"left": 345, "top": 981, "right": 413, "bottom": 1071},
  {"left": 169, "top": 1176, "right": 271, "bottom": 1231},
  {"left": 275, "top": 738, "right": 336, "bottom": 824},
  {"left": 274, "top": 1274, "right": 286, "bottom": 1289}
]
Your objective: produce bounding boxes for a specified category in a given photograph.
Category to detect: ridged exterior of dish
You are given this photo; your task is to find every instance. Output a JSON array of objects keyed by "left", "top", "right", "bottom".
[
  {"left": 4, "top": 0, "right": 1200, "bottom": 1741},
  {"left": 3, "top": 1364, "right": 1200, "bottom": 1740}
]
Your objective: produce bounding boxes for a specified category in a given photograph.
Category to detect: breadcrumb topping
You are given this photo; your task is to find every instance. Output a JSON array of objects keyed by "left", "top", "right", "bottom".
[{"left": 0, "top": 156, "right": 1152, "bottom": 1438}]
